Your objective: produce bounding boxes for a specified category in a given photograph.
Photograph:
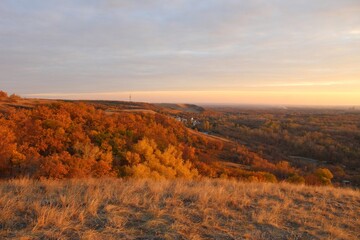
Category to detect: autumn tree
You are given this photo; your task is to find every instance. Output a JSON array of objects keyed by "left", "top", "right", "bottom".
[
  {"left": 203, "top": 120, "right": 210, "bottom": 131},
  {"left": 305, "top": 168, "right": 334, "bottom": 185},
  {"left": 125, "top": 138, "right": 198, "bottom": 179},
  {"left": 9, "top": 94, "right": 21, "bottom": 102},
  {"left": 0, "top": 120, "right": 24, "bottom": 177},
  {"left": 286, "top": 173, "right": 305, "bottom": 185},
  {"left": 0, "top": 91, "right": 8, "bottom": 99}
]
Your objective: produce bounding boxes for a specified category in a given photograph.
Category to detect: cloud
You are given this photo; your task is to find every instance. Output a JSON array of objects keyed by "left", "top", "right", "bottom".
[
  {"left": 249, "top": 80, "right": 358, "bottom": 88},
  {"left": 349, "top": 30, "right": 360, "bottom": 35},
  {"left": 1, "top": 0, "right": 359, "bottom": 104}
]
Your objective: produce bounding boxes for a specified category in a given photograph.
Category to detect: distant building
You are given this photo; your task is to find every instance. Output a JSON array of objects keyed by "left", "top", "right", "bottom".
[
  {"left": 175, "top": 116, "right": 188, "bottom": 124},
  {"left": 342, "top": 180, "right": 351, "bottom": 185}
]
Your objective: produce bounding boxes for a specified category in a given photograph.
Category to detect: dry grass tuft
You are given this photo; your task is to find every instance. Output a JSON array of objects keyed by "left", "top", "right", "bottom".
[{"left": 0, "top": 178, "right": 359, "bottom": 239}]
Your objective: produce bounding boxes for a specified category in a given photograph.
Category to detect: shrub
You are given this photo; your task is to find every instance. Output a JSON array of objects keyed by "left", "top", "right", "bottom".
[
  {"left": 305, "top": 168, "right": 334, "bottom": 186},
  {"left": 286, "top": 173, "right": 305, "bottom": 185},
  {"left": 9, "top": 94, "right": 21, "bottom": 102},
  {"left": 0, "top": 90, "right": 8, "bottom": 99}
]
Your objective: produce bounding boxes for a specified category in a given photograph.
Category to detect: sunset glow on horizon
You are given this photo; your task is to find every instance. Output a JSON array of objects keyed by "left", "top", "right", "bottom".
[
  {"left": 1, "top": 0, "right": 360, "bottom": 105},
  {"left": 24, "top": 88, "right": 360, "bottom": 106}
]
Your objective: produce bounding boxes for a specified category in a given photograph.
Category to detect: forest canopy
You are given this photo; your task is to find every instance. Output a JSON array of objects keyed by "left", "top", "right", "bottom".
[{"left": 0, "top": 91, "right": 343, "bottom": 186}]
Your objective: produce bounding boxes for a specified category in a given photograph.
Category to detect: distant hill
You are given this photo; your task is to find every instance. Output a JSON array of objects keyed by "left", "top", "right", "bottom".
[
  {"left": 155, "top": 103, "right": 205, "bottom": 113},
  {"left": 0, "top": 96, "right": 205, "bottom": 114}
]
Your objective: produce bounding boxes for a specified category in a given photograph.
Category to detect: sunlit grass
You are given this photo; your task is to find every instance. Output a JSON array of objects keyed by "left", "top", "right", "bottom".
[{"left": 0, "top": 178, "right": 359, "bottom": 239}]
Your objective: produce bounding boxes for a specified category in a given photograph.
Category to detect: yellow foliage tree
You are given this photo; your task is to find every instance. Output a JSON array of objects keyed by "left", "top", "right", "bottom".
[{"left": 125, "top": 138, "right": 198, "bottom": 179}]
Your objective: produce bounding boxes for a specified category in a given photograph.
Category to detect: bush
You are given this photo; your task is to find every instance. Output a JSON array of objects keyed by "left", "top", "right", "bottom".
[
  {"left": 9, "top": 94, "right": 21, "bottom": 102},
  {"left": 286, "top": 174, "right": 305, "bottom": 185},
  {"left": 0, "top": 91, "right": 8, "bottom": 99},
  {"left": 263, "top": 172, "right": 278, "bottom": 183},
  {"left": 305, "top": 168, "right": 334, "bottom": 186}
]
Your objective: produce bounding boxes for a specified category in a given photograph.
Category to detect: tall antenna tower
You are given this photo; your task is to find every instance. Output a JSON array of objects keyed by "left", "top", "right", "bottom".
[{"left": 129, "top": 94, "right": 132, "bottom": 102}]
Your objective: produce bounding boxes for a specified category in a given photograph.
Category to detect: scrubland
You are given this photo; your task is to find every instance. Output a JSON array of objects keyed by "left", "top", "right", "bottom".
[{"left": 0, "top": 178, "right": 359, "bottom": 240}]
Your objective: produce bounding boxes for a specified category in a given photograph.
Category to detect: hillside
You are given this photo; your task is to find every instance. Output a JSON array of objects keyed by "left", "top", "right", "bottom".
[
  {"left": 0, "top": 95, "right": 157, "bottom": 113},
  {"left": 2, "top": 92, "right": 311, "bottom": 184},
  {"left": 155, "top": 103, "right": 205, "bottom": 114},
  {"left": 0, "top": 178, "right": 359, "bottom": 240},
  {"left": 1, "top": 92, "right": 359, "bottom": 239}
]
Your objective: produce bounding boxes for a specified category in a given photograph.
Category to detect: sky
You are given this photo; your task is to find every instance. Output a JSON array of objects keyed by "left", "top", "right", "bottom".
[{"left": 1, "top": 0, "right": 360, "bottom": 105}]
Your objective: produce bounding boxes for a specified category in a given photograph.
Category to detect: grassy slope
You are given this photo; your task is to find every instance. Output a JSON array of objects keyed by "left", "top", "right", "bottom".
[{"left": 0, "top": 179, "right": 359, "bottom": 240}]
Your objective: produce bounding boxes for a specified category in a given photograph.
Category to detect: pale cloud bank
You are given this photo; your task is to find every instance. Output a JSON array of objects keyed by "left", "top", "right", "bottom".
[
  {"left": 249, "top": 80, "right": 358, "bottom": 88},
  {"left": 1, "top": 0, "right": 360, "bottom": 104}
]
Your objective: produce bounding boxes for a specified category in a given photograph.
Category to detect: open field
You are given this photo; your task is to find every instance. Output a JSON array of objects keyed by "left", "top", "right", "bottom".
[{"left": 0, "top": 179, "right": 359, "bottom": 240}]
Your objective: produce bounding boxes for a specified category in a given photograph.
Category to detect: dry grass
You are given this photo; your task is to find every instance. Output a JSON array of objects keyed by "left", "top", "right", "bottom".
[{"left": 0, "top": 179, "right": 359, "bottom": 240}]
